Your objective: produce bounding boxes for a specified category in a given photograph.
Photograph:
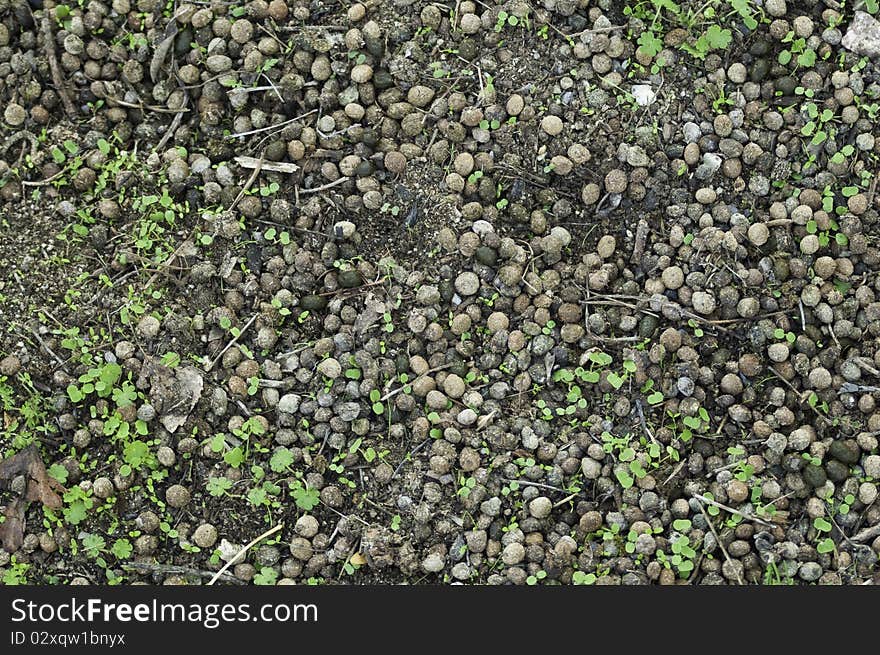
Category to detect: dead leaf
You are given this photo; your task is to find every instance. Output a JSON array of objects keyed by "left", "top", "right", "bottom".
[
  {"left": 0, "top": 445, "right": 65, "bottom": 552},
  {"left": 149, "top": 22, "right": 179, "bottom": 84},
  {"left": 350, "top": 552, "right": 367, "bottom": 566},
  {"left": 160, "top": 366, "right": 204, "bottom": 434},
  {"left": 1, "top": 498, "right": 27, "bottom": 553},
  {"left": 354, "top": 292, "right": 387, "bottom": 336}
]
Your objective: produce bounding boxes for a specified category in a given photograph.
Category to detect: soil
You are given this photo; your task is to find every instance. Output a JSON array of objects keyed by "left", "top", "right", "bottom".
[{"left": 2, "top": 0, "right": 880, "bottom": 587}]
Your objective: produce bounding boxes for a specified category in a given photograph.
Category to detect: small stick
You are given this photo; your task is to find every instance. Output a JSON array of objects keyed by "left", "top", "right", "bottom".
[
  {"left": 563, "top": 24, "right": 626, "bottom": 39},
  {"left": 662, "top": 459, "right": 687, "bottom": 486},
  {"left": 207, "top": 523, "right": 283, "bottom": 585},
  {"left": 38, "top": 1, "right": 77, "bottom": 120},
  {"left": 21, "top": 170, "right": 66, "bottom": 187},
  {"left": 226, "top": 109, "right": 318, "bottom": 139},
  {"left": 769, "top": 366, "right": 834, "bottom": 425},
  {"left": 122, "top": 562, "right": 244, "bottom": 585},
  {"left": 503, "top": 479, "right": 578, "bottom": 495},
  {"left": 235, "top": 399, "right": 252, "bottom": 418},
  {"left": 828, "top": 324, "right": 841, "bottom": 349},
  {"left": 692, "top": 493, "right": 773, "bottom": 528},
  {"left": 228, "top": 152, "right": 265, "bottom": 212},
  {"left": 634, "top": 399, "right": 657, "bottom": 444},
  {"left": 298, "top": 176, "right": 351, "bottom": 195},
  {"left": 552, "top": 492, "right": 580, "bottom": 509},
  {"left": 316, "top": 279, "right": 385, "bottom": 297},
  {"left": 391, "top": 438, "right": 431, "bottom": 479},
  {"left": 105, "top": 97, "right": 190, "bottom": 114},
  {"left": 867, "top": 175, "right": 878, "bottom": 209},
  {"left": 153, "top": 103, "right": 185, "bottom": 153},
  {"left": 828, "top": 513, "right": 857, "bottom": 548},
  {"left": 205, "top": 314, "right": 258, "bottom": 372},
  {"left": 694, "top": 497, "right": 743, "bottom": 585},
  {"left": 28, "top": 326, "right": 68, "bottom": 372},
  {"left": 854, "top": 357, "right": 880, "bottom": 377},
  {"left": 234, "top": 156, "right": 299, "bottom": 175},
  {"left": 255, "top": 379, "right": 293, "bottom": 389},
  {"left": 261, "top": 73, "right": 284, "bottom": 102},
  {"left": 851, "top": 522, "right": 880, "bottom": 544},
  {"left": 320, "top": 503, "right": 370, "bottom": 526},
  {"left": 476, "top": 409, "right": 497, "bottom": 431}
]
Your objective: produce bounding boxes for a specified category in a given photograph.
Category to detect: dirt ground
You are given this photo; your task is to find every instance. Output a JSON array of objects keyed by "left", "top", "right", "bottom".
[{"left": 2, "top": 0, "right": 880, "bottom": 586}]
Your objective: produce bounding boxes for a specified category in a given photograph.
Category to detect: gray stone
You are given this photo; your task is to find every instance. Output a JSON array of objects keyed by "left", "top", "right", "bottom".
[
  {"left": 842, "top": 11, "right": 880, "bottom": 58},
  {"left": 528, "top": 496, "right": 552, "bottom": 519},
  {"left": 454, "top": 272, "right": 480, "bottom": 296},
  {"left": 294, "top": 514, "right": 319, "bottom": 538},
  {"left": 691, "top": 291, "right": 716, "bottom": 315},
  {"left": 677, "top": 377, "right": 695, "bottom": 397},
  {"left": 278, "top": 393, "right": 301, "bottom": 414},
  {"left": 457, "top": 408, "right": 477, "bottom": 426},
  {"left": 137, "top": 315, "right": 161, "bottom": 338},
  {"left": 422, "top": 553, "right": 445, "bottom": 573},
  {"left": 333, "top": 221, "right": 356, "bottom": 239},
  {"left": 317, "top": 357, "right": 342, "bottom": 379},
  {"left": 416, "top": 285, "right": 441, "bottom": 305},
  {"left": 501, "top": 542, "right": 525, "bottom": 565},
  {"left": 206, "top": 54, "right": 232, "bottom": 73},
  {"left": 798, "top": 561, "right": 823, "bottom": 582},
  {"left": 865, "top": 455, "right": 880, "bottom": 479},
  {"left": 581, "top": 458, "right": 601, "bottom": 479},
  {"left": 682, "top": 122, "right": 702, "bottom": 143},
  {"left": 626, "top": 145, "right": 651, "bottom": 168},
  {"left": 336, "top": 402, "right": 360, "bottom": 422},
  {"left": 193, "top": 524, "right": 218, "bottom": 548},
  {"left": 451, "top": 562, "right": 470, "bottom": 580},
  {"left": 695, "top": 153, "right": 722, "bottom": 180},
  {"left": 480, "top": 496, "right": 502, "bottom": 517}
]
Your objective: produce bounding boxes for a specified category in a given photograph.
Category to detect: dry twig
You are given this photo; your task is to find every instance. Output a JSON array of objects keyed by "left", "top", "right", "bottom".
[
  {"left": 38, "top": 2, "right": 77, "bottom": 120},
  {"left": 207, "top": 523, "right": 283, "bottom": 585},
  {"left": 205, "top": 314, "right": 258, "bottom": 373}
]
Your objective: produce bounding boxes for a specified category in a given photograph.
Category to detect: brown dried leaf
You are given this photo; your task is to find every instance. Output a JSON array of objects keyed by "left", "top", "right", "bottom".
[
  {"left": 149, "top": 23, "right": 178, "bottom": 85},
  {"left": 0, "top": 498, "right": 27, "bottom": 552},
  {"left": 0, "top": 445, "right": 65, "bottom": 552}
]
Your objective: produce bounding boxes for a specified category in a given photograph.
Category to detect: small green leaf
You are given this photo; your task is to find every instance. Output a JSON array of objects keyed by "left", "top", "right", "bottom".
[
  {"left": 66, "top": 384, "right": 84, "bottom": 403},
  {"left": 682, "top": 415, "right": 702, "bottom": 430},
  {"left": 224, "top": 447, "right": 245, "bottom": 468},
  {"left": 207, "top": 476, "right": 233, "bottom": 497},
  {"left": 615, "top": 469, "right": 634, "bottom": 489},
  {"left": 797, "top": 49, "right": 816, "bottom": 67},
  {"left": 813, "top": 517, "right": 832, "bottom": 533},
  {"left": 110, "top": 539, "right": 133, "bottom": 559},
  {"left": 705, "top": 24, "right": 731, "bottom": 49},
  {"left": 269, "top": 447, "right": 294, "bottom": 473},
  {"left": 47, "top": 463, "right": 69, "bottom": 485}
]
